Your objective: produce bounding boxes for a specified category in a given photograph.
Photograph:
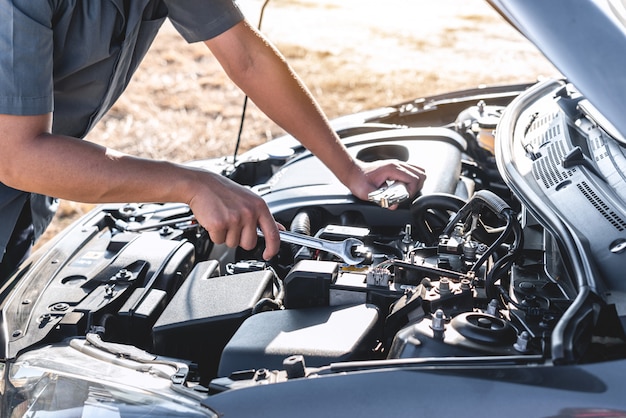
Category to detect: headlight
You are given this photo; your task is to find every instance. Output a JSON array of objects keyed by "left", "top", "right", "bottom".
[{"left": 2, "top": 343, "right": 217, "bottom": 418}]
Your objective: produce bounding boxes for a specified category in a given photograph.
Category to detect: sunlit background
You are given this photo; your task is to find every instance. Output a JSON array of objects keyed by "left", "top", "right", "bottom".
[{"left": 40, "top": 0, "right": 559, "bottom": 247}]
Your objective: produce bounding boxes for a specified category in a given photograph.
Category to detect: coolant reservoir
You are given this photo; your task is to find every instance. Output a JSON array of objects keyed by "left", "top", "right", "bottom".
[
  {"left": 476, "top": 116, "right": 498, "bottom": 154},
  {"left": 456, "top": 100, "right": 504, "bottom": 155}
]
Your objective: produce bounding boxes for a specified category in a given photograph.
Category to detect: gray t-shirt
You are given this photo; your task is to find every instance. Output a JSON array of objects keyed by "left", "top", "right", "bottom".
[{"left": 0, "top": 0, "right": 245, "bottom": 261}]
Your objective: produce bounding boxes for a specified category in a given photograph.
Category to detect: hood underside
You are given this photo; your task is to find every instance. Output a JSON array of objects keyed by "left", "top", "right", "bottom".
[{"left": 487, "top": 0, "right": 626, "bottom": 140}]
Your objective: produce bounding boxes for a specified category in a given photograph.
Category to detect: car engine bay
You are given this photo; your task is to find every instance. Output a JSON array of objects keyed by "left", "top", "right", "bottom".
[{"left": 4, "top": 79, "right": 626, "bottom": 393}]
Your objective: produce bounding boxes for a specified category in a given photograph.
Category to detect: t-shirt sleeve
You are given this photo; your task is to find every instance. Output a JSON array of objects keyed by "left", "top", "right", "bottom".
[
  {"left": 0, "top": 0, "right": 54, "bottom": 115},
  {"left": 163, "top": 0, "right": 245, "bottom": 43}
]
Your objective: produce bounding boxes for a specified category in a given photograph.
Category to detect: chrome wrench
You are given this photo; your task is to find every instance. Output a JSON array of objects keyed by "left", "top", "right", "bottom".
[{"left": 258, "top": 229, "right": 366, "bottom": 265}]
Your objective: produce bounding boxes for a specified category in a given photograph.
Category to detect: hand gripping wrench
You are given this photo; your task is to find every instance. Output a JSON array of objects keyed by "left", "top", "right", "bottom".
[{"left": 258, "top": 229, "right": 366, "bottom": 265}]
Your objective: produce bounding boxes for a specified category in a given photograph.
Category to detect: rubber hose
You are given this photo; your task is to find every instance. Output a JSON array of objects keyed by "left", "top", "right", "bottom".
[
  {"left": 410, "top": 193, "right": 467, "bottom": 245},
  {"left": 289, "top": 210, "right": 315, "bottom": 259},
  {"left": 443, "top": 190, "right": 511, "bottom": 236}
]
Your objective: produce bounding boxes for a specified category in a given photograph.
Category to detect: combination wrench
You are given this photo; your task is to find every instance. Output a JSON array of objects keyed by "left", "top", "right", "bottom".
[
  {"left": 257, "top": 229, "right": 366, "bottom": 265},
  {"left": 111, "top": 206, "right": 366, "bottom": 265}
]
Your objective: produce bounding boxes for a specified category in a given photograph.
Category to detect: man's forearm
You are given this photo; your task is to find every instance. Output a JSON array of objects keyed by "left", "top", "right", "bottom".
[
  {"left": 205, "top": 20, "right": 361, "bottom": 187},
  {"left": 2, "top": 130, "right": 195, "bottom": 205},
  {"left": 0, "top": 116, "right": 282, "bottom": 259}
]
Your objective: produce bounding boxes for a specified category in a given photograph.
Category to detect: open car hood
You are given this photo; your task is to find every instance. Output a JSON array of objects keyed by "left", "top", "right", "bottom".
[
  {"left": 3, "top": 2, "right": 626, "bottom": 415},
  {"left": 488, "top": 0, "right": 626, "bottom": 141}
]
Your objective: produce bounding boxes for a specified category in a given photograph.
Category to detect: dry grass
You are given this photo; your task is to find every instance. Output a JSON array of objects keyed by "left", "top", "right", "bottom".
[{"left": 37, "top": 0, "right": 559, "bottom": 247}]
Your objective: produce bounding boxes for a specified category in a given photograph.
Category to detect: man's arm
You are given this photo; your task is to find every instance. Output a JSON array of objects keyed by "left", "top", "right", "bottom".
[
  {"left": 0, "top": 112, "right": 281, "bottom": 259},
  {"left": 204, "top": 20, "right": 426, "bottom": 200}
]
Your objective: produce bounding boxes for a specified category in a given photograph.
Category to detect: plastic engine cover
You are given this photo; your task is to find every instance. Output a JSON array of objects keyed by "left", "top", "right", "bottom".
[{"left": 218, "top": 303, "right": 380, "bottom": 377}]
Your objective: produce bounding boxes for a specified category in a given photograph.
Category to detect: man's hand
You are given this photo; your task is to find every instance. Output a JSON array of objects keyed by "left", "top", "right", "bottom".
[
  {"left": 204, "top": 22, "right": 426, "bottom": 212},
  {"left": 186, "top": 171, "right": 280, "bottom": 261},
  {"left": 347, "top": 159, "right": 427, "bottom": 208}
]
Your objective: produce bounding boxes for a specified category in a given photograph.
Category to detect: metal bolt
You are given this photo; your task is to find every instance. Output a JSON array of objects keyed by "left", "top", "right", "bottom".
[
  {"left": 104, "top": 283, "right": 116, "bottom": 298},
  {"left": 486, "top": 299, "right": 499, "bottom": 316},
  {"left": 115, "top": 269, "right": 132, "bottom": 280},
  {"left": 430, "top": 309, "right": 446, "bottom": 338},
  {"left": 255, "top": 369, "right": 269, "bottom": 380},
  {"left": 402, "top": 224, "right": 412, "bottom": 244},
  {"left": 51, "top": 303, "right": 69, "bottom": 312},
  {"left": 514, "top": 331, "right": 531, "bottom": 353},
  {"left": 38, "top": 313, "right": 52, "bottom": 325},
  {"left": 438, "top": 278, "right": 451, "bottom": 296}
]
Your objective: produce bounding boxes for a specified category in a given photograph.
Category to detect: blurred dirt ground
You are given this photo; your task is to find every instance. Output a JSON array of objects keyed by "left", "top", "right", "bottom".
[{"left": 38, "top": 0, "right": 559, "bottom": 247}]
